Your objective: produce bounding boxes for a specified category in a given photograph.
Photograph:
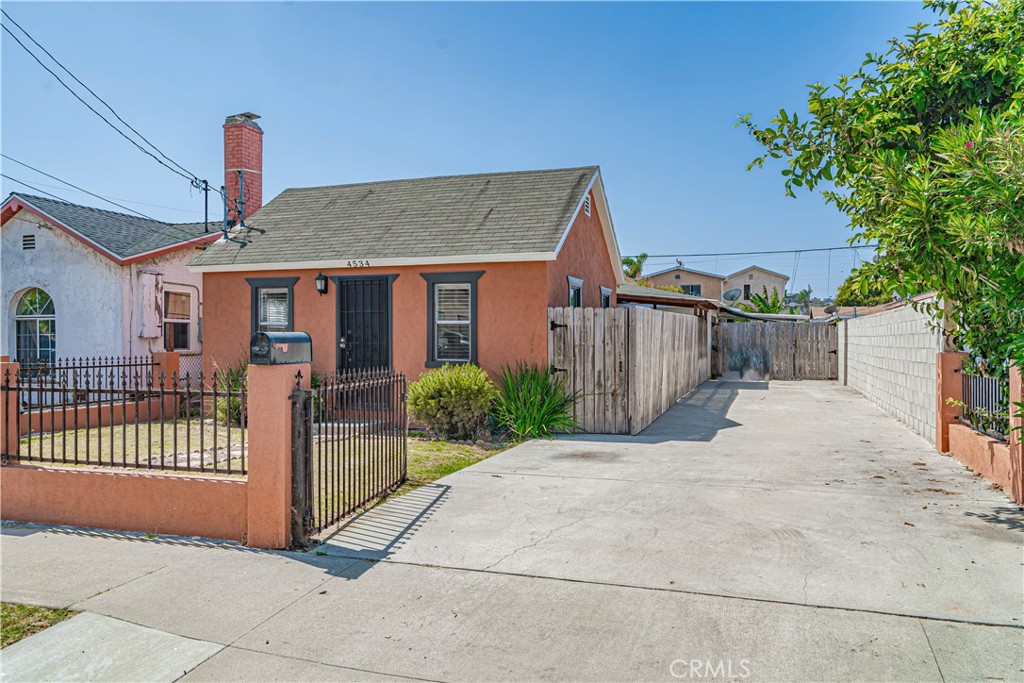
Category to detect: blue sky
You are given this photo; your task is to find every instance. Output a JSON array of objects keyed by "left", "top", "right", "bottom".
[{"left": 1, "top": 2, "right": 928, "bottom": 295}]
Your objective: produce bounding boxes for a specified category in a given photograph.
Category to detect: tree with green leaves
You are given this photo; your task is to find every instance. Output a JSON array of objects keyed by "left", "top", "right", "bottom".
[
  {"left": 740, "top": 0, "right": 1024, "bottom": 377},
  {"left": 834, "top": 269, "right": 893, "bottom": 307},
  {"left": 738, "top": 287, "right": 797, "bottom": 315},
  {"left": 621, "top": 253, "right": 648, "bottom": 280}
]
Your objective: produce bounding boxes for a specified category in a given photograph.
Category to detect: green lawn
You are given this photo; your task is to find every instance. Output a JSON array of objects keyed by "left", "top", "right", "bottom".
[
  {"left": 400, "top": 438, "right": 502, "bottom": 493},
  {"left": 1, "top": 603, "right": 74, "bottom": 648}
]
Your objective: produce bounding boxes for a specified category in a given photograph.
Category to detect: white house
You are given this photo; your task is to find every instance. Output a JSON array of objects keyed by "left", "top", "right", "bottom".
[{"left": 0, "top": 192, "right": 219, "bottom": 368}]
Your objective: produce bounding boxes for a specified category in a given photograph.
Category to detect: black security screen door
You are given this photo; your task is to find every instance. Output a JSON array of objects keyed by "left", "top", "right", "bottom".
[{"left": 337, "top": 276, "right": 392, "bottom": 370}]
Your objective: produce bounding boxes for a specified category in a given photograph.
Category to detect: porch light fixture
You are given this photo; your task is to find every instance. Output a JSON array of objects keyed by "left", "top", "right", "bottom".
[{"left": 315, "top": 272, "right": 328, "bottom": 296}]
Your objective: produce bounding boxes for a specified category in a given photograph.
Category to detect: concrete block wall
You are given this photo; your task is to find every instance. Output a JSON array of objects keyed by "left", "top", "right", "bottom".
[{"left": 839, "top": 305, "right": 943, "bottom": 444}]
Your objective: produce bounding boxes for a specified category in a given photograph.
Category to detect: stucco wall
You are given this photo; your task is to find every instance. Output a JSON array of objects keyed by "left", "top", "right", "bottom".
[
  {"left": 645, "top": 270, "right": 723, "bottom": 299},
  {"left": 839, "top": 303, "right": 943, "bottom": 443},
  {"left": 120, "top": 249, "right": 205, "bottom": 357},
  {"left": 724, "top": 268, "right": 788, "bottom": 302},
  {"left": 546, "top": 189, "right": 619, "bottom": 308},
  {"left": 201, "top": 261, "right": 550, "bottom": 382},
  {"left": 1, "top": 213, "right": 124, "bottom": 359}
]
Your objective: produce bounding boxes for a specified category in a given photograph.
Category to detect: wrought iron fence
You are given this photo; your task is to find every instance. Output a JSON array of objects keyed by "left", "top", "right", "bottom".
[
  {"left": 292, "top": 368, "right": 408, "bottom": 541},
  {"left": 2, "top": 366, "right": 247, "bottom": 475},
  {"left": 959, "top": 369, "right": 1009, "bottom": 441},
  {"left": 15, "top": 356, "right": 156, "bottom": 408}
]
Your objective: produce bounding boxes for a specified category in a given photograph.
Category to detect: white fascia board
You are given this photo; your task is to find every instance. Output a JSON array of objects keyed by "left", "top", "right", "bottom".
[{"left": 188, "top": 251, "right": 557, "bottom": 273}]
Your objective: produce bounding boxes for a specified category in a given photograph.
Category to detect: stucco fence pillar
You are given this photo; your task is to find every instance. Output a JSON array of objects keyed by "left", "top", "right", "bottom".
[
  {"left": 1009, "top": 364, "right": 1023, "bottom": 504},
  {"left": 935, "top": 351, "right": 967, "bottom": 453},
  {"left": 1, "top": 357, "right": 20, "bottom": 460},
  {"left": 245, "top": 362, "right": 310, "bottom": 549}
]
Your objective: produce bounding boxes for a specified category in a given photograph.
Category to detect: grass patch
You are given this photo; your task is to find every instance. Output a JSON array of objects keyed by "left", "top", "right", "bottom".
[
  {"left": 400, "top": 438, "right": 505, "bottom": 493},
  {"left": 1, "top": 603, "right": 73, "bottom": 648}
]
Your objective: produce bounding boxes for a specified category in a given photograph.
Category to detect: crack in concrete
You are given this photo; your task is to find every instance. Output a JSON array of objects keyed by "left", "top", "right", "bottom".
[{"left": 483, "top": 517, "right": 583, "bottom": 571}]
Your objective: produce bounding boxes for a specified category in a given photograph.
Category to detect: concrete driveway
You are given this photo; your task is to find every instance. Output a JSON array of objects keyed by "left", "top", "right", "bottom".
[{"left": 3, "top": 380, "right": 1021, "bottom": 682}]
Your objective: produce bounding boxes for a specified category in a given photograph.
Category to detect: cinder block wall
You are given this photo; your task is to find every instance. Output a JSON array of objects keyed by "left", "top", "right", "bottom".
[{"left": 839, "top": 305, "right": 943, "bottom": 443}]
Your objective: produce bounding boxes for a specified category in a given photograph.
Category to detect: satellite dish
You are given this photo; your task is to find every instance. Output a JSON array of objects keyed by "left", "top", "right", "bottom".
[
  {"left": 824, "top": 304, "right": 838, "bottom": 314},
  {"left": 723, "top": 289, "right": 741, "bottom": 302}
]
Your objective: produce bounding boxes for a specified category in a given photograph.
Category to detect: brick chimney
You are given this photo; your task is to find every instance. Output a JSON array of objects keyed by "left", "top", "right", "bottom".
[{"left": 224, "top": 112, "right": 263, "bottom": 224}]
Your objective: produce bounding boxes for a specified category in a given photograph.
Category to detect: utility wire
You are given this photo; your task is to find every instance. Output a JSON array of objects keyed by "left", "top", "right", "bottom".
[
  {"left": 3, "top": 169, "right": 213, "bottom": 244},
  {"left": 0, "top": 178, "right": 204, "bottom": 214},
  {"left": 2, "top": 153, "right": 158, "bottom": 221},
  {"left": 625, "top": 244, "right": 878, "bottom": 259},
  {"left": 1, "top": 9, "right": 199, "bottom": 183},
  {"left": 0, "top": 18, "right": 199, "bottom": 185},
  {"left": 1, "top": 173, "right": 76, "bottom": 202}
]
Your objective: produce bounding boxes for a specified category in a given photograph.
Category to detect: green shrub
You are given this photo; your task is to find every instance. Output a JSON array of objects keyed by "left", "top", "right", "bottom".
[
  {"left": 408, "top": 364, "right": 497, "bottom": 440},
  {"left": 491, "top": 362, "right": 578, "bottom": 439},
  {"left": 213, "top": 359, "right": 248, "bottom": 426}
]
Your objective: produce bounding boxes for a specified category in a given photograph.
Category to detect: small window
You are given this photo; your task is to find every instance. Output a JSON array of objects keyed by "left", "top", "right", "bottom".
[
  {"left": 748, "top": 273, "right": 754, "bottom": 280},
  {"left": 258, "top": 288, "right": 290, "bottom": 331},
  {"left": 600, "top": 286, "right": 612, "bottom": 308},
  {"left": 22, "top": 234, "right": 35, "bottom": 250},
  {"left": 743, "top": 284, "right": 751, "bottom": 300},
  {"left": 682, "top": 284, "right": 701, "bottom": 296},
  {"left": 674, "top": 274, "right": 681, "bottom": 280},
  {"left": 568, "top": 276, "right": 583, "bottom": 308},
  {"left": 163, "top": 291, "right": 191, "bottom": 351},
  {"left": 246, "top": 277, "right": 298, "bottom": 336},
  {"left": 423, "top": 271, "right": 482, "bottom": 367},
  {"left": 434, "top": 283, "right": 471, "bottom": 362},
  {"left": 583, "top": 195, "right": 591, "bottom": 217}
]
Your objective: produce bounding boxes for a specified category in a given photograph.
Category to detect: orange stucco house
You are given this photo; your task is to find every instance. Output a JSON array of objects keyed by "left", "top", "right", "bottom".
[{"left": 190, "top": 116, "right": 624, "bottom": 380}]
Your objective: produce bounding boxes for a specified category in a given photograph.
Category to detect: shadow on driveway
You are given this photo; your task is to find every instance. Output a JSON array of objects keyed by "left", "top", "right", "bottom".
[{"left": 561, "top": 380, "right": 767, "bottom": 444}]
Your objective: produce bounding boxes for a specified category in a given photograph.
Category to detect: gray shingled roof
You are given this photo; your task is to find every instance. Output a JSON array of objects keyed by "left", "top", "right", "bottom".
[
  {"left": 8, "top": 193, "right": 214, "bottom": 260},
  {"left": 190, "top": 166, "right": 599, "bottom": 268}
]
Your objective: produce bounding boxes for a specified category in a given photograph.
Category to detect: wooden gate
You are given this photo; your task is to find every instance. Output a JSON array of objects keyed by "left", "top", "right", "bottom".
[
  {"left": 547, "top": 307, "right": 710, "bottom": 435},
  {"left": 712, "top": 322, "right": 837, "bottom": 381}
]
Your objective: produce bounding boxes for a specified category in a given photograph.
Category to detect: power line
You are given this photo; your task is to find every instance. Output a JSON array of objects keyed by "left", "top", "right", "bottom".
[
  {"left": 0, "top": 9, "right": 200, "bottom": 183},
  {"left": 0, "top": 179, "right": 204, "bottom": 215},
  {"left": 2, "top": 153, "right": 158, "bottom": 221},
  {"left": 3, "top": 170, "right": 212, "bottom": 244},
  {"left": 625, "top": 244, "right": 878, "bottom": 259},
  {"left": 0, "top": 15, "right": 198, "bottom": 185}
]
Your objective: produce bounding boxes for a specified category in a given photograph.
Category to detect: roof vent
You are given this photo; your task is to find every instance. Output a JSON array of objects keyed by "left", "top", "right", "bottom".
[
  {"left": 22, "top": 234, "right": 36, "bottom": 250},
  {"left": 583, "top": 195, "right": 591, "bottom": 217}
]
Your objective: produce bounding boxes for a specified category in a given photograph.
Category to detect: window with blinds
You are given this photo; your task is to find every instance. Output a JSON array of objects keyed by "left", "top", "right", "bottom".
[
  {"left": 259, "top": 288, "right": 290, "bottom": 331},
  {"left": 163, "top": 291, "right": 191, "bottom": 351},
  {"left": 434, "top": 283, "right": 471, "bottom": 362}
]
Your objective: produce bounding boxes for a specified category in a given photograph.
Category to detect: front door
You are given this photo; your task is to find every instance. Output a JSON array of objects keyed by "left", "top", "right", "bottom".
[{"left": 337, "top": 276, "right": 392, "bottom": 370}]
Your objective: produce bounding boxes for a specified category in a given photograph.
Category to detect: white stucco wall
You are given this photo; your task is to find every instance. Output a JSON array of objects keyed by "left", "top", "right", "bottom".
[
  {"left": 1, "top": 213, "right": 123, "bottom": 359},
  {"left": 838, "top": 302, "right": 943, "bottom": 444},
  {"left": 2, "top": 209, "right": 206, "bottom": 361},
  {"left": 120, "top": 248, "right": 205, "bottom": 357}
]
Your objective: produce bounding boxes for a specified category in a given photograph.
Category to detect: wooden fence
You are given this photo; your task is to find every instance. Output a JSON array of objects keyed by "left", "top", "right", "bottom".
[
  {"left": 713, "top": 321, "right": 837, "bottom": 381},
  {"left": 548, "top": 307, "right": 710, "bottom": 435}
]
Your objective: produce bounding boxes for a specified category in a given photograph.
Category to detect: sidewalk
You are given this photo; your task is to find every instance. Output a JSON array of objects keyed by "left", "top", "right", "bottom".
[{"left": 2, "top": 381, "right": 1022, "bottom": 681}]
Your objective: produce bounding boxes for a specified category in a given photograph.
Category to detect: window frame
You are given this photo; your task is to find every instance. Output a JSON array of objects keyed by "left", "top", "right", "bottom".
[
  {"left": 14, "top": 288, "right": 56, "bottom": 363},
  {"left": 421, "top": 271, "right": 482, "bottom": 368},
  {"left": 568, "top": 276, "right": 584, "bottom": 308},
  {"left": 743, "top": 284, "right": 751, "bottom": 300},
  {"left": 600, "top": 286, "right": 612, "bottom": 308},
  {"left": 162, "top": 290, "right": 192, "bottom": 352},
  {"left": 246, "top": 277, "right": 299, "bottom": 336},
  {"left": 681, "top": 284, "right": 701, "bottom": 297}
]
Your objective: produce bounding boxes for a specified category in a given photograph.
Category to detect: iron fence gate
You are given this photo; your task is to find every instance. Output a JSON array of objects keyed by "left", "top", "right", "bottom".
[{"left": 291, "top": 368, "right": 408, "bottom": 546}]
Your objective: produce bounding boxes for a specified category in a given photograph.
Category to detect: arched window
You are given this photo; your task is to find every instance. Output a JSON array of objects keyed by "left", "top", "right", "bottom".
[{"left": 15, "top": 288, "right": 56, "bottom": 362}]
